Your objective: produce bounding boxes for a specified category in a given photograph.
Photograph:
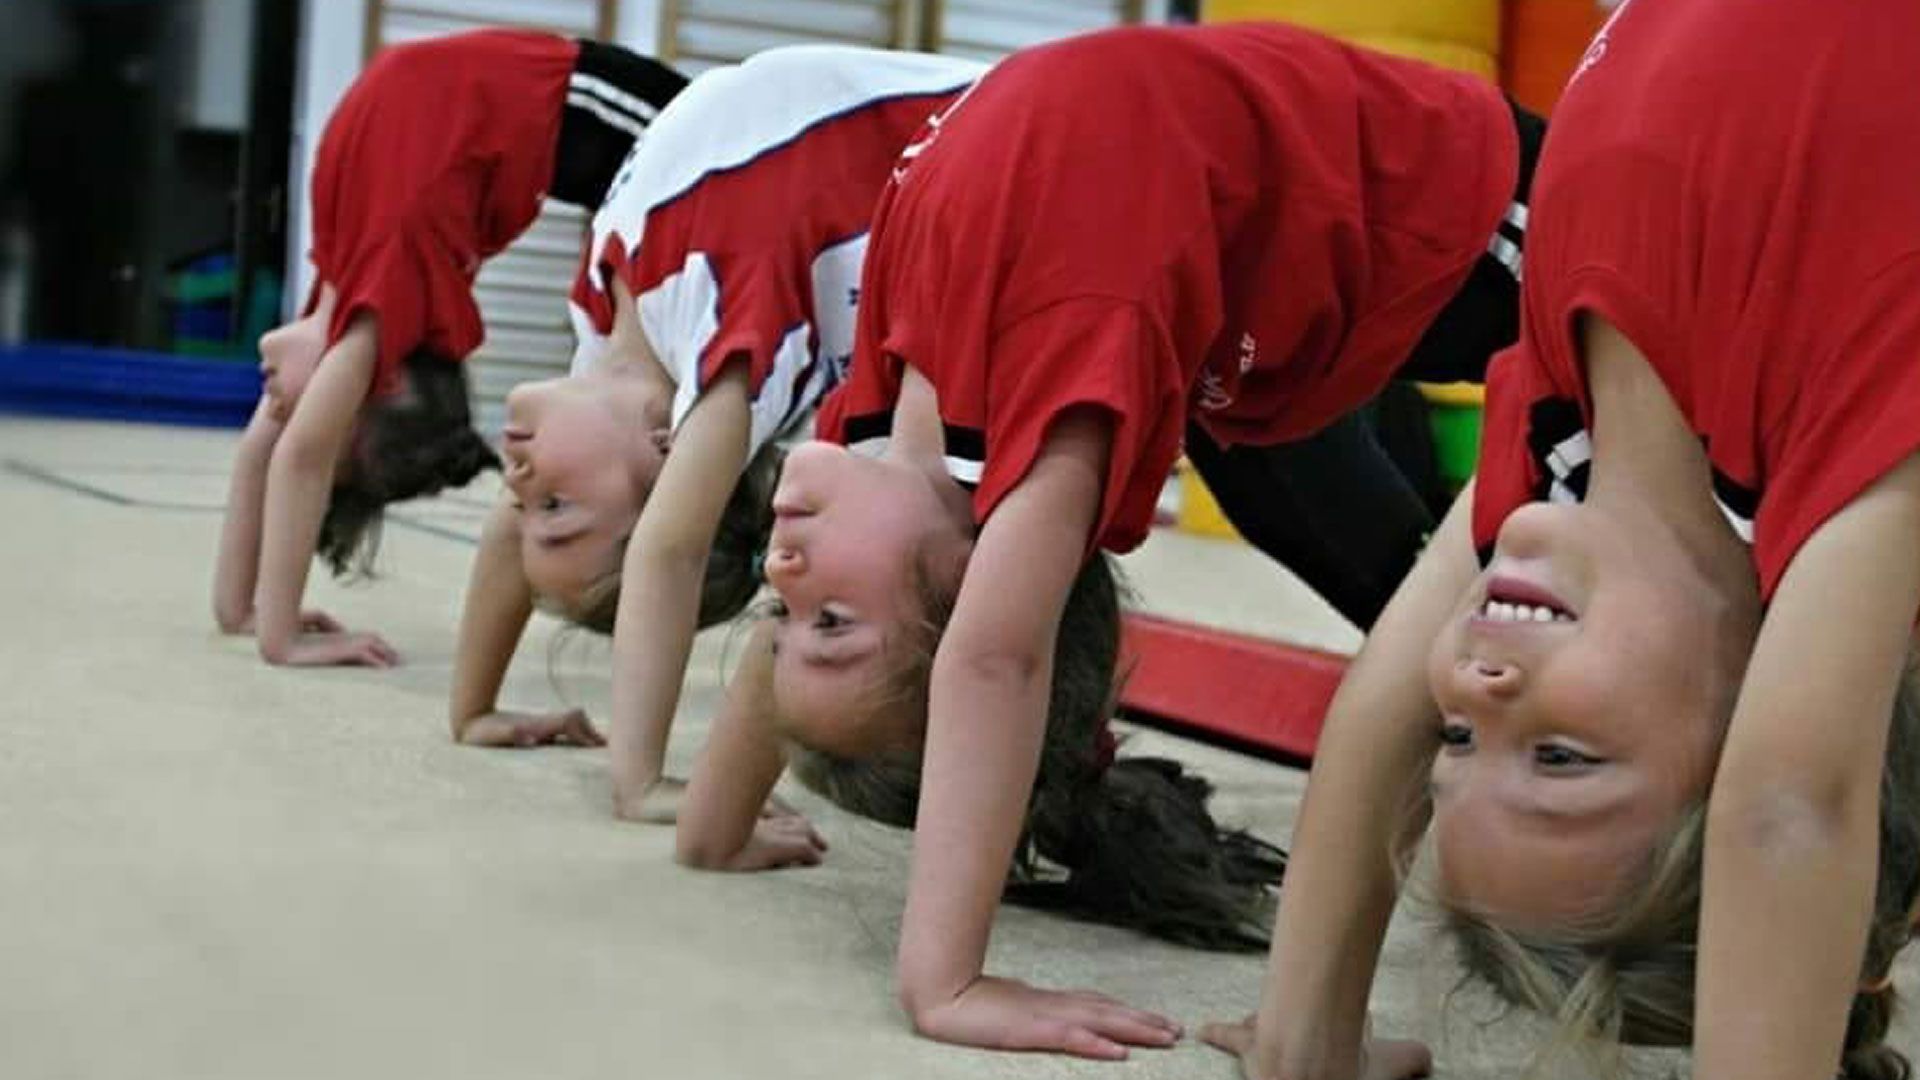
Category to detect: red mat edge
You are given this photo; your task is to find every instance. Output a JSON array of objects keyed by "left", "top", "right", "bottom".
[{"left": 1118, "top": 612, "right": 1351, "bottom": 759}]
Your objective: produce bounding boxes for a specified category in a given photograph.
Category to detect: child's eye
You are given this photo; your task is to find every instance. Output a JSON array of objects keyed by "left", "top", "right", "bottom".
[
  {"left": 815, "top": 608, "right": 850, "bottom": 631},
  {"left": 1438, "top": 723, "right": 1473, "bottom": 751},
  {"left": 540, "top": 495, "right": 563, "bottom": 513},
  {"left": 1534, "top": 743, "right": 1601, "bottom": 770}
]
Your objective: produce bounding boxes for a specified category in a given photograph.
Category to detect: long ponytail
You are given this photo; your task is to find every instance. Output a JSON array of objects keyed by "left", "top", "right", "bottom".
[{"left": 789, "top": 554, "right": 1285, "bottom": 952}]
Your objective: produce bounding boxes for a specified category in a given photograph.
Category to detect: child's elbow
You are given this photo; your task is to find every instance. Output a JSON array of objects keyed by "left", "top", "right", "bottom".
[
  {"left": 938, "top": 639, "right": 1047, "bottom": 693},
  {"left": 1709, "top": 782, "right": 1867, "bottom": 863}
]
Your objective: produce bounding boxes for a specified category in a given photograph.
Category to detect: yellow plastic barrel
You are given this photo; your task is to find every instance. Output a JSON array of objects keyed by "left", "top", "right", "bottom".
[{"left": 1203, "top": 0, "right": 1501, "bottom": 81}]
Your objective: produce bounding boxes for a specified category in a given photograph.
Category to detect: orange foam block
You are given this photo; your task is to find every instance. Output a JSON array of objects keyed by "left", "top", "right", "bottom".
[{"left": 1118, "top": 612, "right": 1351, "bottom": 760}]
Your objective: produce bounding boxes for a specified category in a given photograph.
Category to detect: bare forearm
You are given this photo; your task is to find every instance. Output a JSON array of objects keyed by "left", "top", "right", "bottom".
[
  {"left": 449, "top": 500, "right": 534, "bottom": 737},
  {"left": 608, "top": 551, "right": 706, "bottom": 803},
  {"left": 1252, "top": 489, "right": 1479, "bottom": 1079},
  {"left": 899, "top": 646, "right": 1050, "bottom": 1014},
  {"left": 254, "top": 445, "right": 336, "bottom": 662},
  {"left": 678, "top": 628, "right": 786, "bottom": 866},
  {"left": 213, "top": 405, "right": 281, "bottom": 632},
  {"left": 1694, "top": 465, "right": 1920, "bottom": 1080},
  {"left": 1693, "top": 782, "right": 1878, "bottom": 1080}
]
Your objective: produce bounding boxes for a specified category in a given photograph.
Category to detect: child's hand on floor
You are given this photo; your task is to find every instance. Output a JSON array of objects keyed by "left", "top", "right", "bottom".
[
  {"left": 614, "top": 775, "right": 687, "bottom": 823},
  {"left": 226, "top": 609, "right": 346, "bottom": 636},
  {"left": 618, "top": 776, "right": 802, "bottom": 825},
  {"left": 268, "top": 629, "right": 400, "bottom": 668},
  {"left": 713, "top": 814, "right": 829, "bottom": 872},
  {"left": 910, "top": 976, "right": 1182, "bottom": 1061},
  {"left": 458, "top": 708, "right": 604, "bottom": 748},
  {"left": 1198, "top": 1014, "right": 1432, "bottom": 1080}
]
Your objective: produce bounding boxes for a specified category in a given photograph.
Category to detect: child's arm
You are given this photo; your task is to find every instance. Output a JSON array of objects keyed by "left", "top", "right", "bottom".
[
  {"left": 604, "top": 359, "right": 752, "bottom": 821},
  {"left": 1200, "top": 485, "right": 1479, "bottom": 1080},
  {"left": 253, "top": 315, "right": 399, "bottom": 668},
  {"left": 896, "top": 409, "right": 1181, "bottom": 1060},
  {"left": 448, "top": 494, "right": 604, "bottom": 747},
  {"left": 213, "top": 399, "right": 287, "bottom": 633},
  {"left": 1692, "top": 454, "right": 1920, "bottom": 1080},
  {"left": 675, "top": 622, "right": 827, "bottom": 870}
]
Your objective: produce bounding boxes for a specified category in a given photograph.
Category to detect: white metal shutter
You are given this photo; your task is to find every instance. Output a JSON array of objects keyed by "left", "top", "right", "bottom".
[
  {"left": 660, "top": 0, "right": 910, "bottom": 76},
  {"left": 928, "top": 0, "right": 1142, "bottom": 62},
  {"left": 368, "top": 0, "right": 612, "bottom": 436}
]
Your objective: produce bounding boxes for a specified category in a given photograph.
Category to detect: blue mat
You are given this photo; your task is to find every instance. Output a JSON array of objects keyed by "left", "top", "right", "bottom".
[{"left": 0, "top": 344, "right": 259, "bottom": 429}]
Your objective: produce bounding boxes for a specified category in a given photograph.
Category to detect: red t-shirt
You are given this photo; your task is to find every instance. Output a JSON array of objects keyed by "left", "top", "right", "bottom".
[
  {"left": 308, "top": 30, "right": 577, "bottom": 394},
  {"left": 1472, "top": 0, "right": 1920, "bottom": 602},
  {"left": 817, "top": 22, "right": 1516, "bottom": 552},
  {"left": 570, "top": 46, "right": 982, "bottom": 454}
]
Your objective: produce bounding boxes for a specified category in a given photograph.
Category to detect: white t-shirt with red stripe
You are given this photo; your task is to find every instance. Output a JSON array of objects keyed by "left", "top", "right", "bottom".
[{"left": 568, "top": 44, "right": 985, "bottom": 458}]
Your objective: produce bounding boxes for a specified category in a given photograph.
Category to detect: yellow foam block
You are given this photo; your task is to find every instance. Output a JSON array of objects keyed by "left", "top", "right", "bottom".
[
  {"left": 1176, "top": 463, "right": 1243, "bottom": 541},
  {"left": 1203, "top": 0, "right": 1501, "bottom": 58},
  {"left": 1346, "top": 35, "right": 1497, "bottom": 80}
]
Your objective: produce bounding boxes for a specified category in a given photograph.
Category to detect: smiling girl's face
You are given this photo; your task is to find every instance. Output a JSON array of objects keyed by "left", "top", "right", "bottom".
[{"left": 1426, "top": 498, "right": 1761, "bottom": 927}]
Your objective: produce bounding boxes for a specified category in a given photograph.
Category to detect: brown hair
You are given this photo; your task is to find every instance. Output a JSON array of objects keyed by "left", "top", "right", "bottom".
[
  {"left": 570, "top": 442, "right": 785, "bottom": 634},
  {"left": 786, "top": 553, "right": 1287, "bottom": 952},
  {"left": 1444, "top": 656, "right": 1920, "bottom": 1080},
  {"left": 318, "top": 349, "right": 500, "bottom": 578}
]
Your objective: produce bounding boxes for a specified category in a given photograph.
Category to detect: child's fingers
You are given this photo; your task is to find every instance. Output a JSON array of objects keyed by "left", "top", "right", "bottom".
[
  {"left": 1051, "top": 1026, "right": 1129, "bottom": 1061},
  {"left": 769, "top": 817, "right": 829, "bottom": 852},
  {"left": 359, "top": 641, "right": 398, "bottom": 668},
  {"left": 1072, "top": 1003, "right": 1181, "bottom": 1047},
  {"left": 1061, "top": 994, "right": 1179, "bottom": 1032},
  {"left": 1197, "top": 1017, "right": 1255, "bottom": 1055},
  {"left": 564, "top": 712, "right": 606, "bottom": 747}
]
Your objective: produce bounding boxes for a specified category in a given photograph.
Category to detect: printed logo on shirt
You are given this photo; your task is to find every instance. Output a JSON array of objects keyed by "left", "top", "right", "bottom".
[
  {"left": 1197, "top": 370, "right": 1234, "bottom": 412},
  {"left": 1195, "top": 331, "right": 1258, "bottom": 412},
  {"left": 892, "top": 79, "right": 982, "bottom": 185},
  {"left": 1570, "top": 0, "right": 1639, "bottom": 84}
]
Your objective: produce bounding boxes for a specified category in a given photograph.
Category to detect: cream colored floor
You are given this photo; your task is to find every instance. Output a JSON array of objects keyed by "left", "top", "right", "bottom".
[{"left": 1, "top": 418, "right": 1911, "bottom": 1079}]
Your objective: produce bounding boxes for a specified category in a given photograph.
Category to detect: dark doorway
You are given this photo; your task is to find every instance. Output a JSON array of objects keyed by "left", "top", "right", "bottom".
[{"left": 1, "top": 0, "right": 300, "bottom": 354}]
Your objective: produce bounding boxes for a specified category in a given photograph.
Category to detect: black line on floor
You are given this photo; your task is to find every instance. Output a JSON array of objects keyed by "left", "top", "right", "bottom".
[
  {"left": 3, "top": 458, "right": 222, "bottom": 512},
  {"left": 37, "top": 464, "right": 227, "bottom": 477},
  {"left": 7, "top": 458, "right": 485, "bottom": 549},
  {"left": 4, "top": 458, "right": 136, "bottom": 506}
]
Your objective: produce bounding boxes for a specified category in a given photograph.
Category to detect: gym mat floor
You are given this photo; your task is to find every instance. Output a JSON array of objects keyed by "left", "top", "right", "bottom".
[{"left": 3, "top": 418, "right": 1911, "bottom": 1078}]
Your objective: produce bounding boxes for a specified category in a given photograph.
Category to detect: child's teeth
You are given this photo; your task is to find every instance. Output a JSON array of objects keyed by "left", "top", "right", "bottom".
[{"left": 1482, "top": 600, "right": 1571, "bottom": 623}]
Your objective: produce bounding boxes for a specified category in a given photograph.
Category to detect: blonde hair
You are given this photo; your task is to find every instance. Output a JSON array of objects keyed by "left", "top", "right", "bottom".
[{"left": 1444, "top": 657, "right": 1920, "bottom": 1080}]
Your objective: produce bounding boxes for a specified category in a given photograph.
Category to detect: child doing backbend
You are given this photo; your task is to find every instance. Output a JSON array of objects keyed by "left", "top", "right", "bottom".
[
  {"left": 212, "top": 30, "right": 685, "bottom": 667},
  {"left": 446, "top": 47, "right": 985, "bottom": 830},
  {"left": 1205, "top": 2, "right": 1920, "bottom": 1079},
  {"left": 674, "top": 21, "right": 1540, "bottom": 1059}
]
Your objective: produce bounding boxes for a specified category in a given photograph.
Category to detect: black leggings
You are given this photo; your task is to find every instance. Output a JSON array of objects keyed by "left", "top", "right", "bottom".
[{"left": 1186, "top": 100, "right": 1545, "bottom": 630}]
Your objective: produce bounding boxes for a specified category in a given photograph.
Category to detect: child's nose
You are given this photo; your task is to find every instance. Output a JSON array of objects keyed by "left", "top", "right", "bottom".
[
  {"left": 763, "top": 545, "right": 806, "bottom": 585},
  {"left": 503, "top": 457, "right": 531, "bottom": 491},
  {"left": 1465, "top": 657, "right": 1524, "bottom": 699}
]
